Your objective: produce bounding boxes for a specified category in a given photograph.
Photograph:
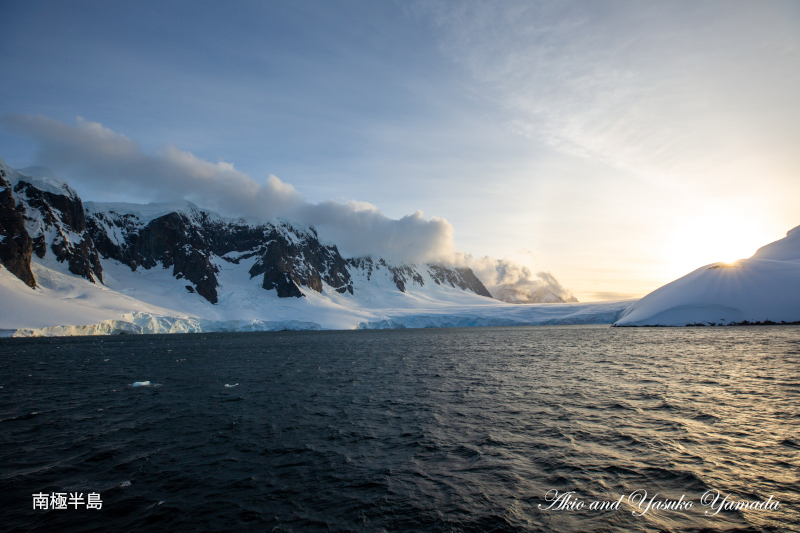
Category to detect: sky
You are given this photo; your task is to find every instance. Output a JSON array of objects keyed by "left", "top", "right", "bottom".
[{"left": 1, "top": 0, "right": 798, "bottom": 301}]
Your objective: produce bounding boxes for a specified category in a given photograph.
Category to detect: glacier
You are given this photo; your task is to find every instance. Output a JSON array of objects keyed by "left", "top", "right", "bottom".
[{"left": 2, "top": 257, "right": 632, "bottom": 336}]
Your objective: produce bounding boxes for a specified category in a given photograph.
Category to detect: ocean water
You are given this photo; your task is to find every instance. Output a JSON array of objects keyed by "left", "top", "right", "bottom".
[{"left": 0, "top": 325, "right": 798, "bottom": 532}]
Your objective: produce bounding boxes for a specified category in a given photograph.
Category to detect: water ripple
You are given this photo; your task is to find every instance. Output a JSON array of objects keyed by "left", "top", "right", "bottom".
[{"left": 1, "top": 325, "right": 798, "bottom": 532}]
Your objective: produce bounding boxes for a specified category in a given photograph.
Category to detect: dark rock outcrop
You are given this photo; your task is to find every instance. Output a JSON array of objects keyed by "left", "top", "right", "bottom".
[
  {"left": 346, "top": 256, "right": 375, "bottom": 281},
  {"left": 0, "top": 168, "right": 36, "bottom": 288},
  {"left": 13, "top": 180, "right": 103, "bottom": 283},
  {"left": 346, "top": 256, "right": 425, "bottom": 292},
  {"left": 87, "top": 208, "right": 353, "bottom": 303},
  {"left": 248, "top": 225, "right": 353, "bottom": 298},
  {"left": 347, "top": 257, "right": 492, "bottom": 297},
  {"left": 87, "top": 210, "right": 225, "bottom": 303},
  {"left": 382, "top": 259, "right": 424, "bottom": 293},
  {"left": 346, "top": 257, "right": 425, "bottom": 293},
  {"left": 427, "top": 264, "right": 493, "bottom": 298}
]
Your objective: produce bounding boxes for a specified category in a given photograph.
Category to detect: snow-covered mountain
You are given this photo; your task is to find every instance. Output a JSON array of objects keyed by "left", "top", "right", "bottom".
[
  {"left": 0, "top": 158, "right": 630, "bottom": 335},
  {"left": 614, "top": 226, "right": 800, "bottom": 326}
]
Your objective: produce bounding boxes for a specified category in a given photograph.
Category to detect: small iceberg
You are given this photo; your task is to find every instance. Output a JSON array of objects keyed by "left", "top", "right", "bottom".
[
  {"left": 131, "top": 381, "right": 151, "bottom": 387},
  {"left": 224, "top": 383, "right": 238, "bottom": 388}
]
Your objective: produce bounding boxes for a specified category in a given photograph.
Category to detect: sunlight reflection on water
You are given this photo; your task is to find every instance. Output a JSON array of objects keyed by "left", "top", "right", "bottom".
[{"left": 0, "top": 325, "right": 798, "bottom": 532}]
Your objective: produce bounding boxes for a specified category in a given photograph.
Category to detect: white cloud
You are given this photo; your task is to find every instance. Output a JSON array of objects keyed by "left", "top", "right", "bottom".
[
  {"left": 2, "top": 113, "right": 456, "bottom": 263},
  {"left": 294, "top": 201, "right": 456, "bottom": 263},
  {"left": 1, "top": 114, "right": 304, "bottom": 218},
  {"left": 458, "top": 254, "right": 577, "bottom": 301},
  {"left": 422, "top": 0, "right": 800, "bottom": 190}
]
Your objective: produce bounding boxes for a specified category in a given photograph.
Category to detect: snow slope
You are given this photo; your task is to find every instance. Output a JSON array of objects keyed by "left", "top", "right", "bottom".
[
  {"left": 0, "top": 260, "right": 189, "bottom": 336},
  {"left": 8, "top": 165, "right": 76, "bottom": 196},
  {"left": 614, "top": 225, "right": 800, "bottom": 326},
  {"left": 1, "top": 254, "right": 632, "bottom": 336}
]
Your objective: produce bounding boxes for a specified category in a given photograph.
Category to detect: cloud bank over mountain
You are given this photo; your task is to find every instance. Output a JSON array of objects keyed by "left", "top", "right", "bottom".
[
  {"left": 2, "top": 114, "right": 305, "bottom": 217},
  {"left": 2, "top": 113, "right": 574, "bottom": 300},
  {"left": 2, "top": 114, "right": 458, "bottom": 264}
]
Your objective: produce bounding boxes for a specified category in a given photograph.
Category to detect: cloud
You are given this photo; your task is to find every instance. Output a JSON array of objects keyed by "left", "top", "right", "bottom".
[
  {"left": 2, "top": 113, "right": 304, "bottom": 218},
  {"left": 460, "top": 255, "right": 577, "bottom": 302},
  {"left": 2, "top": 113, "right": 578, "bottom": 295},
  {"left": 1, "top": 113, "right": 454, "bottom": 262},
  {"left": 294, "top": 201, "right": 456, "bottom": 263},
  {"left": 421, "top": 0, "right": 800, "bottom": 189}
]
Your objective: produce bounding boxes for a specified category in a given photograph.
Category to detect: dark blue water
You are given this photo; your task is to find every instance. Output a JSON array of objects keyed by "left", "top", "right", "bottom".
[{"left": 1, "top": 325, "right": 798, "bottom": 532}]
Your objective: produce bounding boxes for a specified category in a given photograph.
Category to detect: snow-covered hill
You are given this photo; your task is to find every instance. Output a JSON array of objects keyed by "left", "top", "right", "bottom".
[
  {"left": 614, "top": 226, "right": 800, "bottom": 326},
  {"left": 0, "top": 158, "right": 632, "bottom": 336}
]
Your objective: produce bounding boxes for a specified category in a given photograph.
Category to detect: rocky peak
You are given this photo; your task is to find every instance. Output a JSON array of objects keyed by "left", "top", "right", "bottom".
[
  {"left": 0, "top": 165, "right": 36, "bottom": 288},
  {"left": 427, "top": 264, "right": 493, "bottom": 297},
  {"left": 86, "top": 207, "right": 353, "bottom": 303},
  {"left": 347, "top": 256, "right": 492, "bottom": 297},
  {"left": 13, "top": 176, "right": 103, "bottom": 283},
  {"left": 248, "top": 223, "right": 353, "bottom": 298}
]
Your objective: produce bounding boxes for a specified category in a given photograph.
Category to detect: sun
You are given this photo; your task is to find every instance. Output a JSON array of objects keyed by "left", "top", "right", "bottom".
[{"left": 667, "top": 207, "right": 768, "bottom": 275}]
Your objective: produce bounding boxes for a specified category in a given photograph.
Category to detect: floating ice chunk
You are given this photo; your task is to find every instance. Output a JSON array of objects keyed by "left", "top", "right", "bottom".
[
  {"left": 120, "top": 480, "right": 131, "bottom": 487},
  {"left": 224, "top": 383, "right": 238, "bottom": 388},
  {"left": 131, "top": 381, "right": 151, "bottom": 387}
]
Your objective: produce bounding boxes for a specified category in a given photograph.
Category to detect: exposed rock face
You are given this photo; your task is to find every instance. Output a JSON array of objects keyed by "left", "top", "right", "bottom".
[
  {"left": 346, "top": 258, "right": 426, "bottom": 293},
  {"left": 249, "top": 225, "right": 352, "bottom": 298},
  {"left": 346, "top": 256, "right": 377, "bottom": 281},
  {"left": 427, "top": 264, "right": 493, "bottom": 298},
  {"left": 14, "top": 180, "right": 103, "bottom": 283},
  {"left": 0, "top": 167, "right": 36, "bottom": 288},
  {"left": 87, "top": 210, "right": 223, "bottom": 303},
  {"left": 347, "top": 257, "right": 492, "bottom": 297},
  {"left": 86, "top": 206, "right": 353, "bottom": 303}
]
